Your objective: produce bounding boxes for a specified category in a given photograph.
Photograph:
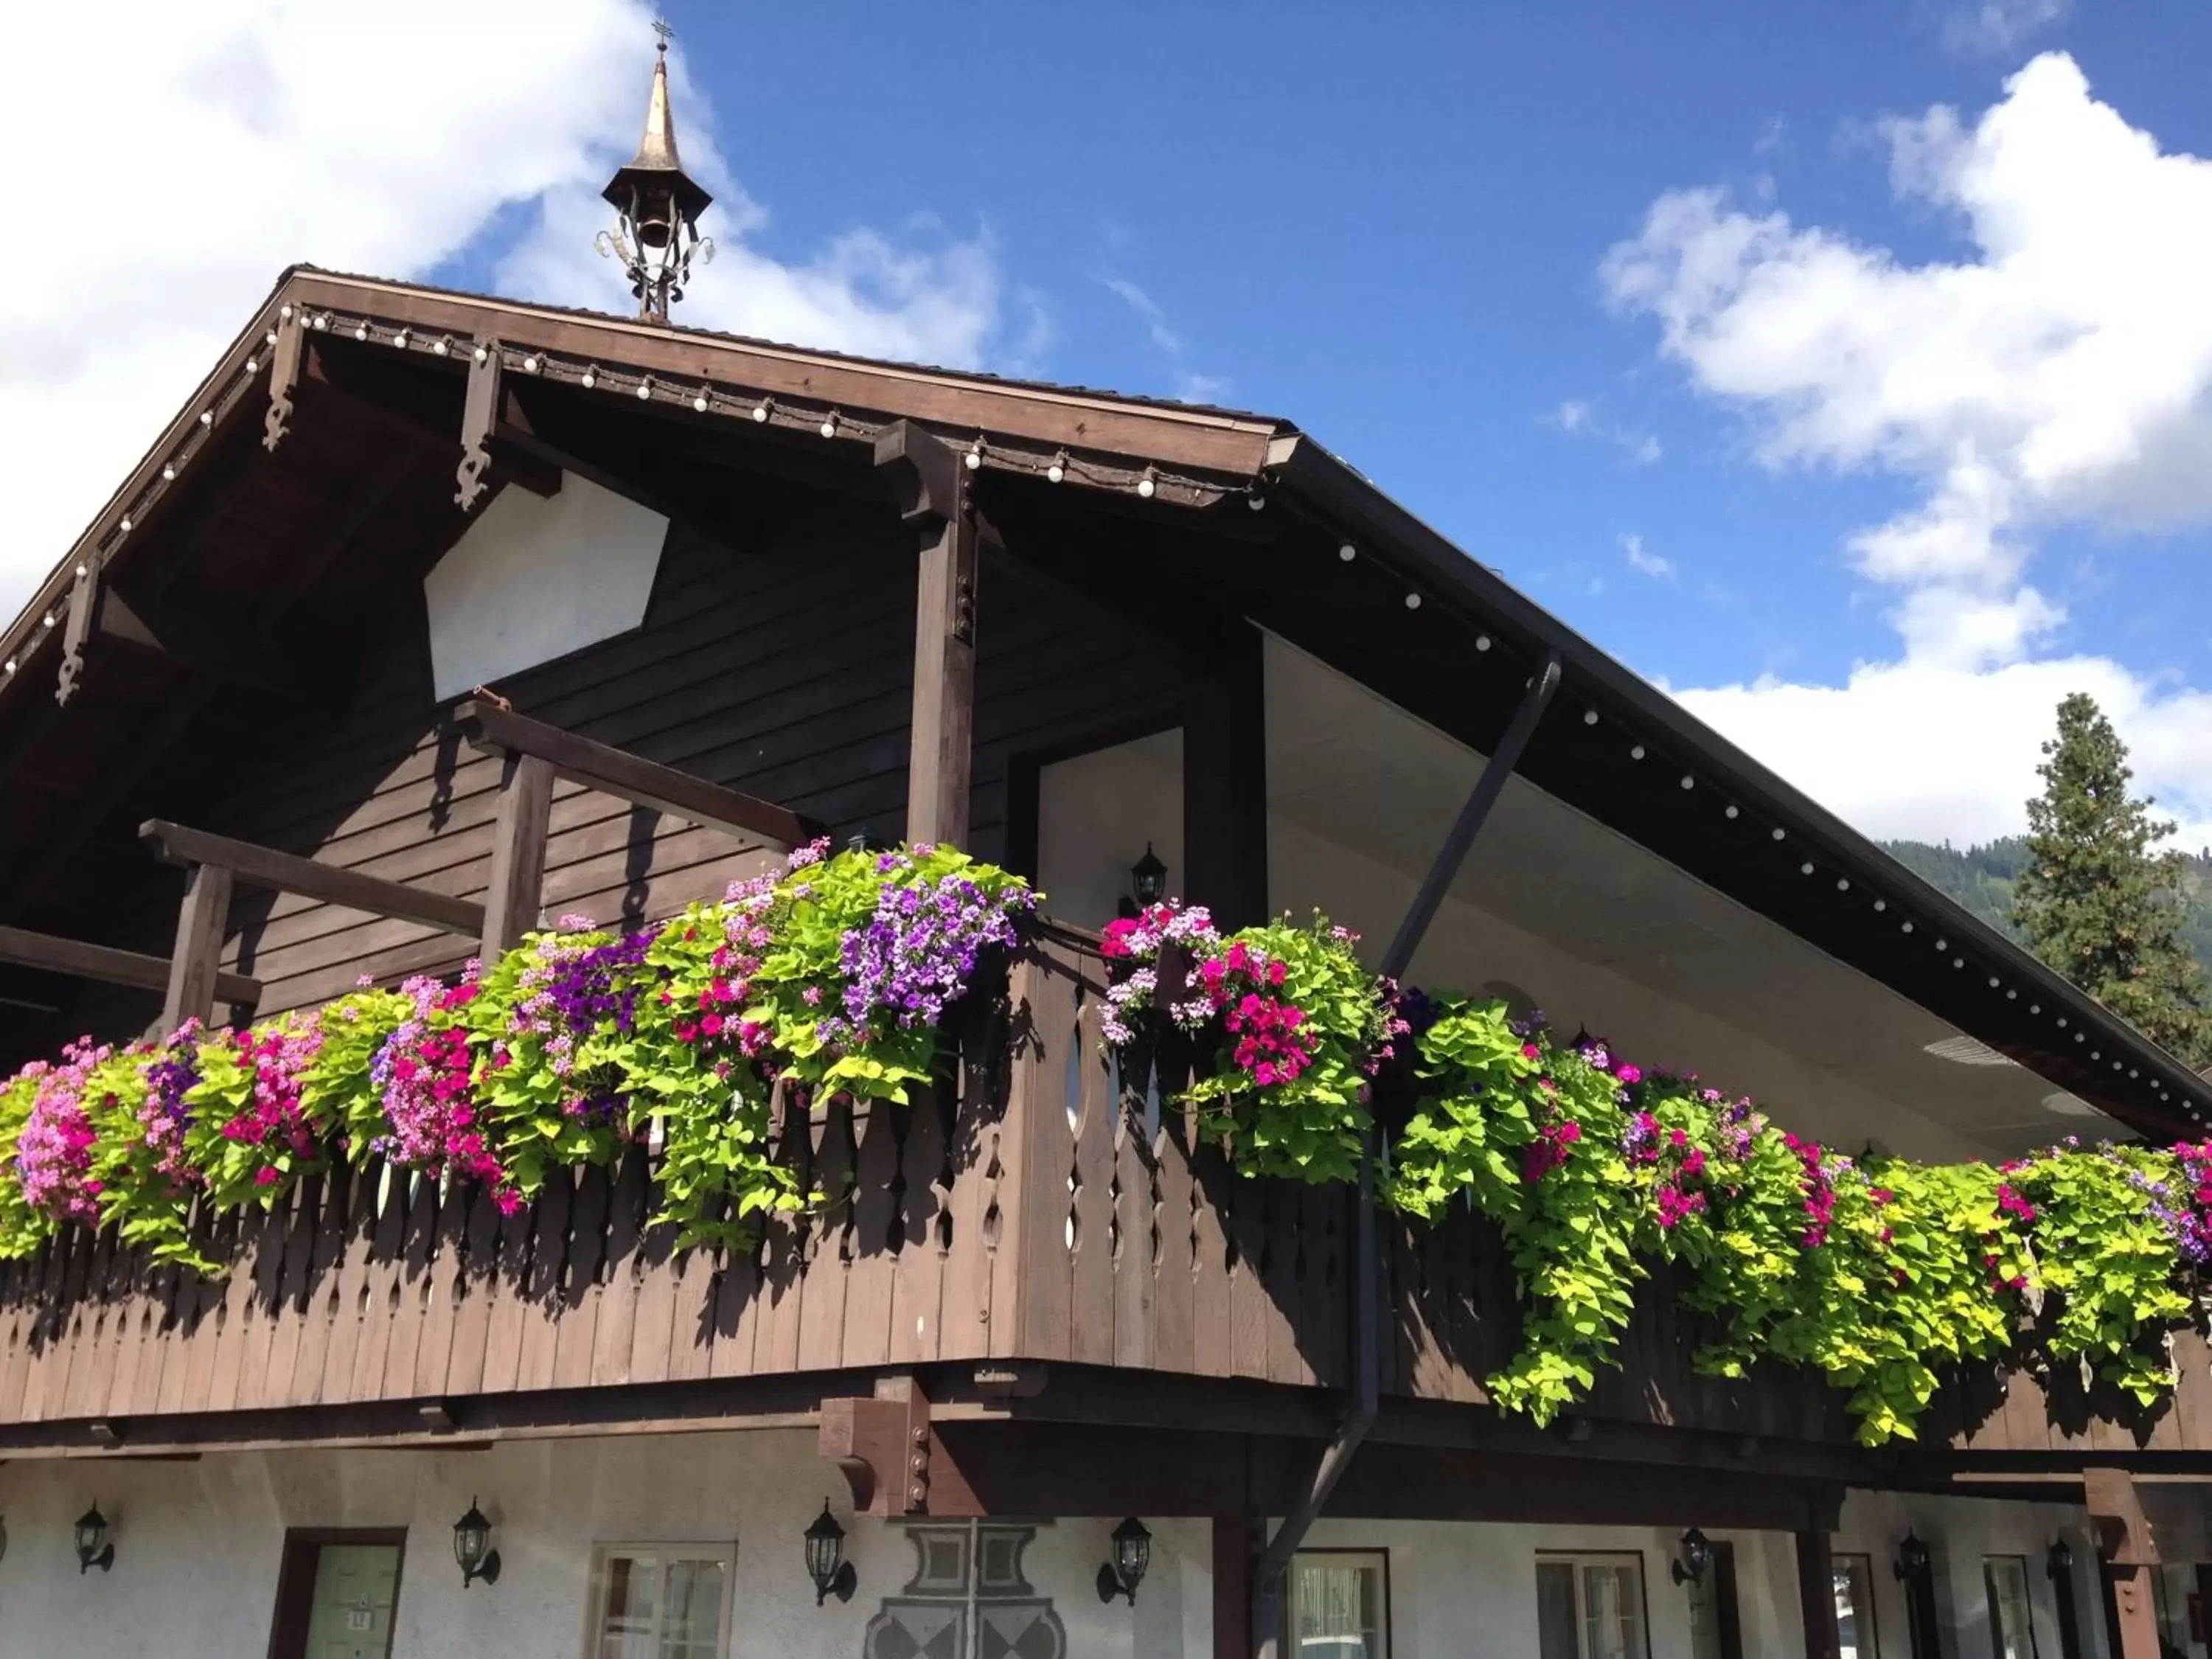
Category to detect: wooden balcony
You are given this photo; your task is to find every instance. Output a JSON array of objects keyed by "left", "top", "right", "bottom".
[{"left": 0, "top": 928, "right": 2205, "bottom": 1470}]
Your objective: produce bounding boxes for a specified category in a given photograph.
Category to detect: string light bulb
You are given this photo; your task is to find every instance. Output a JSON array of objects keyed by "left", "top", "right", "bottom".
[
  {"left": 1476, "top": 635, "right": 1492, "bottom": 651},
  {"left": 1338, "top": 543, "right": 1357, "bottom": 562},
  {"left": 1404, "top": 592, "right": 1422, "bottom": 610},
  {"left": 475, "top": 345, "right": 490, "bottom": 364},
  {"left": 693, "top": 389, "right": 709, "bottom": 413},
  {"left": 1801, "top": 861, "right": 1815, "bottom": 876},
  {"left": 966, "top": 437, "right": 985, "bottom": 471},
  {"left": 1629, "top": 743, "right": 1645, "bottom": 760},
  {"left": 1680, "top": 776, "right": 1694, "bottom": 790},
  {"left": 820, "top": 411, "right": 841, "bottom": 439},
  {"left": 432, "top": 339, "right": 448, "bottom": 357},
  {"left": 1136, "top": 467, "right": 1157, "bottom": 498},
  {"left": 1247, "top": 487, "right": 1266, "bottom": 511},
  {"left": 1046, "top": 452, "right": 1066, "bottom": 483},
  {"left": 753, "top": 398, "right": 771, "bottom": 423},
  {"left": 636, "top": 378, "right": 653, "bottom": 400},
  {"left": 581, "top": 366, "right": 598, "bottom": 389},
  {"left": 1583, "top": 710, "right": 1599, "bottom": 726},
  {"left": 1725, "top": 804, "right": 1739, "bottom": 819},
  {"left": 1771, "top": 828, "right": 1785, "bottom": 842},
  {"left": 354, "top": 322, "right": 369, "bottom": 341},
  {"left": 246, "top": 357, "right": 258, "bottom": 375},
  {"left": 1873, "top": 898, "right": 1887, "bottom": 912}
]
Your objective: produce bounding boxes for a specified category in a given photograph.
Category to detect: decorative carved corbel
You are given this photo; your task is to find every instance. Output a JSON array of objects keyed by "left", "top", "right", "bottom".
[
  {"left": 819, "top": 1375, "right": 932, "bottom": 1516},
  {"left": 262, "top": 311, "right": 302, "bottom": 453},
  {"left": 455, "top": 338, "right": 502, "bottom": 511},
  {"left": 55, "top": 564, "right": 95, "bottom": 707}
]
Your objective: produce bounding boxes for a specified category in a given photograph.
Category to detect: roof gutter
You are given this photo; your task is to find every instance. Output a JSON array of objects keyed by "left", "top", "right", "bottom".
[{"left": 1264, "top": 431, "right": 2212, "bottom": 1140}]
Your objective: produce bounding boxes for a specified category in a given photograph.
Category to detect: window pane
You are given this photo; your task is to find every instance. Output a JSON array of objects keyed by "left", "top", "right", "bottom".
[
  {"left": 1583, "top": 1563, "right": 1648, "bottom": 1659},
  {"left": 660, "top": 1558, "right": 726, "bottom": 1659},
  {"left": 1984, "top": 1557, "right": 2035, "bottom": 1659},
  {"left": 1537, "top": 1563, "right": 1582, "bottom": 1659},
  {"left": 597, "top": 1553, "right": 659, "bottom": 1659},
  {"left": 1291, "top": 1556, "right": 1385, "bottom": 1658},
  {"left": 1834, "top": 1556, "right": 1879, "bottom": 1659}
]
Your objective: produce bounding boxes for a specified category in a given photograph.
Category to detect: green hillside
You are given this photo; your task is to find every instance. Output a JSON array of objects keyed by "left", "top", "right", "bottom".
[{"left": 1881, "top": 837, "right": 2212, "bottom": 976}]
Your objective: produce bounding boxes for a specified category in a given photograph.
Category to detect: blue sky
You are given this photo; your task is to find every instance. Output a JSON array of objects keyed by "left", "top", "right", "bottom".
[{"left": 9, "top": 0, "right": 2212, "bottom": 846}]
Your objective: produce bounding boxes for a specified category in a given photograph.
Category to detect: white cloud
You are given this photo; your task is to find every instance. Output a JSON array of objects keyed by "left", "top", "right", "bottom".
[
  {"left": 1547, "top": 398, "right": 1662, "bottom": 465},
  {"left": 0, "top": 1, "right": 1020, "bottom": 613},
  {"left": 1607, "top": 54, "right": 2212, "bottom": 849},
  {"left": 1098, "top": 271, "right": 1228, "bottom": 404},
  {"left": 1622, "top": 532, "right": 1675, "bottom": 580},
  {"left": 1674, "top": 654, "right": 2212, "bottom": 850},
  {"left": 1940, "top": 0, "right": 2070, "bottom": 54},
  {"left": 1604, "top": 53, "right": 2212, "bottom": 669}
]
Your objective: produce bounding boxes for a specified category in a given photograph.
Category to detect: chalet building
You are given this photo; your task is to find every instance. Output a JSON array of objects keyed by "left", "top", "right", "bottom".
[{"left": 1, "top": 42, "right": 2210, "bottom": 1659}]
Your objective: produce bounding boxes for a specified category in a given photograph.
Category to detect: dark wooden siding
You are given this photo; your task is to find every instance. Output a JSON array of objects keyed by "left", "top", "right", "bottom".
[{"left": 25, "top": 481, "right": 1211, "bottom": 1034}]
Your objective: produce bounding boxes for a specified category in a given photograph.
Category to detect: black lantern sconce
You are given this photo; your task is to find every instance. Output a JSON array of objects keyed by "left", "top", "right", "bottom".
[
  {"left": 73, "top": 1504, "right": 114, "bottom": 1574},
  {"left": 1119, "top": 845, "right": 1169, "bottom": 919},
  {"left": 804, "top": 1500, "right": 856, "bottom": 1606},
  {"left": 1671, "top": 1527, "right": 1713, "bottom": 1587},
  {"left": 1893, "top": 1531, "right": 1930, "bottom": 1584},
  {"left": 1096, "top": 1516, "right": 1152, "bottom": 1604},
  {"left": 2046, "top": 1538, "right": 2072, "bottom": 1580},
  {"left": 452, "top": 1498, "right": 501, "bottom": 1589}
]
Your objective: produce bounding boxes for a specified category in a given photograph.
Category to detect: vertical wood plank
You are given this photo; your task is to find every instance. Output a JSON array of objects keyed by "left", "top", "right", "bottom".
[
  {"left": 413, "top": 1175, "right": 473, "bottom": 1399},
  {"left": 479, "top": 1187, "right": 538, "bottom": 1396},
  {"left": 352, "top": 1165, "right": 410, "bottom": 1404},
  {"left": 843, "top": 1098, "right": 902, "bottom": 1370},
  {"left": 1189, "top": 1129, "right": 1234, "bottom": 1379},
  {"left": 316, "top": 1167, "right": 374, "bottom": 1407},
  {"left": 888, "top": 1082, "right": 950, "bottom": 1366},
  {"left": 161, "top": 863, "right": 234, "bottom": 1032},
  {"left": 552, "top": 1164, "right": 611, "bottom": 1389},
  {"left": 1110, "top": 1082, "right": 1156, "bottom": 1372},
  {"left": 1014, "top": 945, "right": 1078, "bottom": 1361},
  {"left": 588, "top": 1147, "right": 650, "bottom": 1386},
  {"left": 515, "top": 1168, "right": 572, "bottom": 1394},
  {"left": 753, "top": 1082, "right": 815, "bottom": 1376},
  {"left": 441, "top": 1183, "right": 504, "bottom": 1399},
  {"left": 287, "top": 1170, "right": 349, "bottom": 1407},
  {"left": 1150, "top": 1085, "right": 1197, "bottom": 1377},
  {"left": 796, "top": 1097, "right": 858, "bottom": 1374},
  {"left": 941, "top": 1021, "right": 1002, "bottom": 1363},
  {"left": 1069, "top": 981, "right": 1116, "bottom": 1370},
  {"left": 380, "top": 1171, "right": 438, "bottom": 1399}
]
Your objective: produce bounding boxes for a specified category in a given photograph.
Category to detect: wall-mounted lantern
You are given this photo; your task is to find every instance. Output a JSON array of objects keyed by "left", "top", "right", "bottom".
[
  {"left": 452, "top": 1498, "right": 501, "bottom": 1588},
  {"left": 1670, "top": 1527, "right": 1712, "bottom": 1587},
  {"left": 1893, "top": 1532, "right": 1930, "bottom": 1584},
  {"left": 1096, "top": 1517, "right": 1152, "bottom": 1604},
  {"left": 73, "top": 1504, "right": 114, "bottom": 1574},
  {"left": 804, "top": 1500, "right": 856, "bottom": 1606},
  {"left": 2046, "top": 1538, "right": 2072, "bottom": 1579},
  {"left": 1121, "top": 845, "right": 1169, "bottom": 919}
]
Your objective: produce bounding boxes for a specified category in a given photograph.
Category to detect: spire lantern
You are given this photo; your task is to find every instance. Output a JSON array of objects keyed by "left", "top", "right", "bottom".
[{"left": 597, "top": 25, "right": 714, "bottom": 322}]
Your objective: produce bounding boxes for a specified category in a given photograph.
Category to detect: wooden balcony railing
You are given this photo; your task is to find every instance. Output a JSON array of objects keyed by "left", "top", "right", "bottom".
[{"left": 1, "top": 927, "right": 2208, "bottom": 1461}]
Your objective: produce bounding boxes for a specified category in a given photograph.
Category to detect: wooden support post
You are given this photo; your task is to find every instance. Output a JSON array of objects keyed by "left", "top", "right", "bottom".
[
  {"left": 161, "top": 863, "right": 234, "bottom": 1032},
  {"left": 1796, "top": 1528, "right": 1840, "bottom": 1659},
  {"left": 1183, "top": 624, "right": 1268, "bottom": 931},
  {"left": 1213, "top": 1513, "right": 1256, "bottom": 1659},
  {"left": 2086, "top": 1467, "right": 2162, "bottom": 1659},
  {"left": 875, "top": 420, "right": 976, "bottom": 850},
  {"left": 819, "top": 1375, "right": 932, "bottom": 1516},
  {"left": 481, "top": 753, "right": 555, "bottom": 958}
]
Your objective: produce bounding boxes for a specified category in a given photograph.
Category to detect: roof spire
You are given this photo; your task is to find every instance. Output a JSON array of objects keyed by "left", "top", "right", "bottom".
[{"left": 596, "top": 24, "right": 714, "bottom": 323}]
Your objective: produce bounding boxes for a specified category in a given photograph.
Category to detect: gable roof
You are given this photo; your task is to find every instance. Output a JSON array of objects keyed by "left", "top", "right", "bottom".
[{"left": 4, "top": 262, "right": 2208, "bottom": 1141}]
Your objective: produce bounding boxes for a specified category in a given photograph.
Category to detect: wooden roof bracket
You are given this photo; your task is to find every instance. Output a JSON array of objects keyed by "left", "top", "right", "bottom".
[
  {"left": 819, "top": 1374, "right": 933, "bottom": 1517},
  {"left": 54, "top": 562, "right": 95, "bottom": 707},
  {"left": 1248, "top": 652, "right": 1563, "bottom": 1659},
  {"left": 456, "top": 336, "right": 501, "bottom": 511},
  {"left": 2085, "top": 1467, "right": 2162, "bottom": 1659},
  {"left": 263, "top": 308, "right": 302, "bottom": 453}
]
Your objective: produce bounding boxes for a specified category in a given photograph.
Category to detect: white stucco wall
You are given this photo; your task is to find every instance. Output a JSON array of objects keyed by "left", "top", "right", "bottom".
[
  {"left": 0, "top": 1435, "right": 2150, "bottom": 1659},
  {"left": 422, "top": 470, "right": 669, "bottom": 701}
]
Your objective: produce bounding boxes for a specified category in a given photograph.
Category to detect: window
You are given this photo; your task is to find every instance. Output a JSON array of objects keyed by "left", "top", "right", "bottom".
[
  {"left": 586, "top": 1544, "right": 735, "bottom": 1659},
  {"left": 1537, "top": 1554, "right": 1652, "bottom": 1659},
  {"left": 1287, "top": 1551, "right": 1391, "bottom": 1659},
  {"left": 1686, "top": 1541, "right": 1744, "bottom": 1659},
  {"left": 1834, "top": 1554, "right": 1882, "bottom": 1659},
  {"left": 1984, "top": 1556, "right": 2039, "bottom": 1659}
]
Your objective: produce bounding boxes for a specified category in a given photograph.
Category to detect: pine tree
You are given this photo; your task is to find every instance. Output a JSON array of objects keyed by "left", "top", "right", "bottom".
[{"left": 2012, "top": 693, "right": 2212, "bottom": 1068}]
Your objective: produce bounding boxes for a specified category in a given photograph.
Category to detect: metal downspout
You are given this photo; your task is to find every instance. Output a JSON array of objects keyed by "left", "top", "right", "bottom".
[{"left": 1248, "top": 654, "right": 1562, "bottom": 1657}]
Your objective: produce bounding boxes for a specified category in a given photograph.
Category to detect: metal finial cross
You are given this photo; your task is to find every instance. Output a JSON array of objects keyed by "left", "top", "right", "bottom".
[{"left": 652, "top": 18, "right": 672, "bottom": 49}]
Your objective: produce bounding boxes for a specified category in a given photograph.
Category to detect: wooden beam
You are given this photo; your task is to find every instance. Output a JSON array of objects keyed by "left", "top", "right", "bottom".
[
  {"left": 455, "top": 337, "right": 501, "bottom": 511},
  {"left": 1213, "top": 1513, "right": 1256, "bottom": 1659},
  {"left": 2085, "top": 1467, "right": 2162, "bottom": 1659},
  {"left": 1796, "top": 1528, "right": 1840, "bottom": 1659},
  {"left": 262, "top": 310, "right": 302, "bottom": 452},
  {"left": 140, "top": 819, "right": 484, "bottom": 937},
  {"left": 875, "top": 420, "right": 977, "bottom": 849},
  {"left": 450, "top": 699, "right": 806, "bottom": 849},
  {"left": 481, "top": 753, "right": 554, "bottom": 957},
  {"left": 55, "top": 564, "right": 95, "bottom": 707},
  {"left": 0, "top": 924, "right": 259, "bottom": 1009},
  {"left": 1183, "top": 624, "right": 1268, "bottom": 930},
  {"left": 161, "top": 862, "right": 236, "bottom": 1031}
]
